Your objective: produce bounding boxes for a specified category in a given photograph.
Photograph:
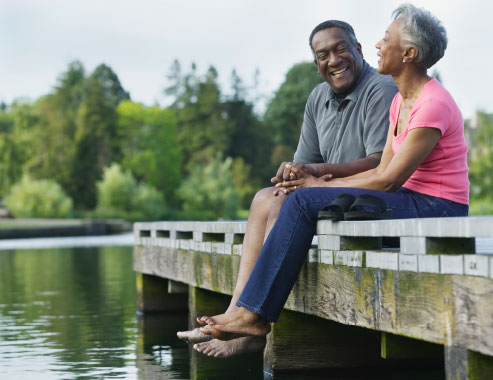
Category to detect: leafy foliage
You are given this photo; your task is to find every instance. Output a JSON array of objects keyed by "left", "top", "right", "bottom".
[
  {"left": 166, "top": 63, "right": 232, "bottom": 171},
  {"left": 177, "top": 153, "right": 240, "bottom": 220},
  {"left": 4, "top": 176, "right": 73, "bottom": 218},
  {"left": 70, "top": 65, "right": 129, "bottom": 208},
  {"left": 116, "top": 101, "right": 182, "bottom": 203},
  {"left": 0, "top": 59, "right": 331, "bottom": 220},
  {"left": 264, "top": 62, "right": 323, "bottom": 165},
  {"left": 0, "top": 108, "right": 27, "bottom": 196},
  {"left": 468, "top": 111, "right": 493, "bottom": 212},
  {"left": 94, "top": 163, "right": 166, "bottom": 221},
  {"left": 23, "top": 62, "right": 86, "bottom": 195}
]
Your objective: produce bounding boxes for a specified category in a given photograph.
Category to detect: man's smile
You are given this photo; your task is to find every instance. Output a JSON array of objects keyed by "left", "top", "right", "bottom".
[{"left": 331, "top": 66, "right": 349, "bottom": 76}]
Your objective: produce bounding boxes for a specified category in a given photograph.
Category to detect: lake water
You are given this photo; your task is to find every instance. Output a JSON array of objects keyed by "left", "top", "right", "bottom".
[
  {"left": 1, "top": 234, "right": 492, "bottom": 380},
  {"left": 0, "top": 235, "right": 267, "bottom": 380}
]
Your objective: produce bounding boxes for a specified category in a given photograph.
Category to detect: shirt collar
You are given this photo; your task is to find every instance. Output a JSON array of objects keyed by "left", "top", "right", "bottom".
[{"left": 325, "top": 60, "right": 370, "bottom": 107}]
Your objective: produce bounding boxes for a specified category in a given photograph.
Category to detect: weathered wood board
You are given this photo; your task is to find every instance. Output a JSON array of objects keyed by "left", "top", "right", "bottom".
[{"left": 134, "top": 245, "right": 493, "bottom": 358}]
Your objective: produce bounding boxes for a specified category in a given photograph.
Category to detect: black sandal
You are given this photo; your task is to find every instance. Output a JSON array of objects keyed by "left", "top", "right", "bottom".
[
  {"left": 318, "top": 194, "right": 356, "bottom": 221},
  {"left": 344, "top": 194, "right": 392, "bottom": 221}
]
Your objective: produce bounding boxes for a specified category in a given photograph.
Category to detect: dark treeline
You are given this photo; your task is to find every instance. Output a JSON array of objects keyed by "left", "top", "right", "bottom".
[{"left": 0, "top": 60, "right": 322, "bottom": 220}]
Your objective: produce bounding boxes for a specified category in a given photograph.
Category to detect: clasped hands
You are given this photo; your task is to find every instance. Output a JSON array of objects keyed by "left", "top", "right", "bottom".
[{"left": 270, "top": 162, "right": 333, "bottom": 195}]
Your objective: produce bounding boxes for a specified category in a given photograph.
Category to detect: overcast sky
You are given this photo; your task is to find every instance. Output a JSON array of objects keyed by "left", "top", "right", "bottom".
[{"left": 1, "top": 0, "right": 491, "bottom": 119}]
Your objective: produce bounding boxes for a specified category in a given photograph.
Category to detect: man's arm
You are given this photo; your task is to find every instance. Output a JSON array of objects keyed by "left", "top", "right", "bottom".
[{"left": 305, "top": 152, "right": 382, "bottom": 178}]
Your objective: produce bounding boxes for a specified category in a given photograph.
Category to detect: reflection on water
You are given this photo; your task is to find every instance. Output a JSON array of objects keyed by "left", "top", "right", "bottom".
[
  {"left": 0, "top": 246, "right": 140, "bottom": 379},
  {"left": 0, "top": 242, "right": 264, "bottom": 380}
]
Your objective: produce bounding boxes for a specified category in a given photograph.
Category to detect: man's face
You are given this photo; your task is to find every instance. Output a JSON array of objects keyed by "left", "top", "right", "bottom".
[{"left": 312, "top": 27, "right": 364, "bottom": 94}]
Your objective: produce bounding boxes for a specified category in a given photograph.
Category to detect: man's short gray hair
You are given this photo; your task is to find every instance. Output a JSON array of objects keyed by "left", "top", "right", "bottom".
[{"left": 392, "top": 3, "right": 448, "bottom": 69}]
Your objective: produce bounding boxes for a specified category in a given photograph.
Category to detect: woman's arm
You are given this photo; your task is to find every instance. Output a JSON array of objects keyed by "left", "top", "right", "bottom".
[
  {"left": 278, "top": 122, "right": 395, "bottom": 191},
  {"left": 278, "top": 125, "right": 441, "bottom": 193},
  {"left": 329, "top": 121, "right": 397, "bottom": 182},
  {"left": 327, "top": 127, "right": 441, "bottom": 191}
]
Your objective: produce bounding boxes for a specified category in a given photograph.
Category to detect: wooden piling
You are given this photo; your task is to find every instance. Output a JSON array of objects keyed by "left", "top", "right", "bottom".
[{"left": 136, "top": 273, "right": 188, "bottom": 312}]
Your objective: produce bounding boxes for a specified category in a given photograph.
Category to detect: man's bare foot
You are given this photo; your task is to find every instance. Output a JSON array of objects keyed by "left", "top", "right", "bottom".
[
  {"left": 177, "top": 327, "right": 213, "bottom": 344},
  {"left": 198, "top": 308, "right": 271, "bottom": 340},
  {"left": 193, "top": 336, "right": 266, "bottom": 358}
]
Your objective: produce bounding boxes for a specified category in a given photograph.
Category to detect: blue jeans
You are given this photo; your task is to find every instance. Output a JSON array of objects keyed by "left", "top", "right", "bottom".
[{"left": 236, "top": 187, "right": 468, "bottom": 322}]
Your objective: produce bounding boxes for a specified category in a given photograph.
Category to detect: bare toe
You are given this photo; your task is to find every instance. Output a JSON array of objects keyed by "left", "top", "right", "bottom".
[
  {"left": 177, "top": 327, "right": 212, "bottom": 344},
  {"left": 192, "top": 337, "right": 266, "bottom": 358},
  {"left": 193, "top": 342, "right": 207, "bottom": 353},
  {"left": 197, "top": 316, "right": 216, "bottom": 326}
]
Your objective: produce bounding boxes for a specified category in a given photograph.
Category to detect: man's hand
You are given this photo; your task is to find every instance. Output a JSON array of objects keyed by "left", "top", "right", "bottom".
[
  {"left": 271, "top": 162, "right": 317, "bottom": 184},
  {"left": 271, "top": 162, "right": 318, "bottom": 196},
  {"left": 275, "top": 173, "right": 333, "bottom": 195}
]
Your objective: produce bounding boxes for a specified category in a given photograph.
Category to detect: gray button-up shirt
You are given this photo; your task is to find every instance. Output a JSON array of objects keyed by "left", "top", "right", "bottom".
[{"left": 294, "top": 61, "right": 397, "bottom": 164}]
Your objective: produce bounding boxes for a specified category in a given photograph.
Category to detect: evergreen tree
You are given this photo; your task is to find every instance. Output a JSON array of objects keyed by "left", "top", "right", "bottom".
[
  {"left": 224, "top": 70, "right": 272, "bottom": 186},
  {"left": 70, "top": 64, "right": 128, "bottom": 208},
  {"left": 166, "top": 63, "right": 232, "bottom": 172},
  {"left": 23, "top": 62, "right": 87, "bottom": 193},
  {"left": 263, "top": 62, "right": 323, "bottom": 165}
]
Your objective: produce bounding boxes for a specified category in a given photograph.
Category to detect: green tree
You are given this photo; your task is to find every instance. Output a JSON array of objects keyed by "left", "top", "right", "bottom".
[
  {"left": 116, "top": 101, "right": 182, "bottom": 205},
  {"left": 230, "top": 157, "right": 256, "bottom": 209},
  {"left": 71, "top": 64, "right": 129, "bottom": 209},
  {"left": 4, "top": 175, "right": 73, "bottom": 218},
  {"left": 164, "top": 59, "right": 199, "bottom": 109},
  {"left": 224, "top": 70, "right": 272, "bottom": 186},
  {"left": 0, "top": 101, "right": 38, "bottom": 196},
  {"left": 90, "top": 64, "right": 130, "bottom": 107},
  {"left": 165, "top": 63, "right": 233, "bottom": 172},
  {"left": 469, "top": 111, "right": 493, "bottom": 203},
  {"left": 95, "top": 163, "right": 165, "bottom": 220},
  {"left": 178, "top": 153, "right": 240, "bottom": 220},
  {"left": 263, "top": 62, "right": 323, "bottom": 164},
  {"left": 0, "top": 108, "right": 18, "bottom": 195},
  {"left": 19, "top": 62, "right": 86, "bottom": 194}
]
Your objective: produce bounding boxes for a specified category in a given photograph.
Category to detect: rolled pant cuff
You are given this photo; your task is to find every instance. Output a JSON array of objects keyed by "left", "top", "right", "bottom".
[{"left": 236, "top": 300, "right": 277, "bottom": 322}]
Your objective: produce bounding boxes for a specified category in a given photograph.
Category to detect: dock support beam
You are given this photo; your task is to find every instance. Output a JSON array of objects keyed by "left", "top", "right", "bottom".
[
  {"left": 264, "top": 310, "right": 385, "bottom": 374},
  {"left": 445, "top": 347, "right": 493, "bottom": 380},
  {"left": 187, "top": 286, "right": 230, "bottom": 330},
  {"left": 136, "top": 273, "right": 188, "bottom": 312},
  {"left": 187, "top": 286, "right": 263, "bottom": 380},
  {"left": 381, "top": 332, "right": 443, "bottom": 360}
]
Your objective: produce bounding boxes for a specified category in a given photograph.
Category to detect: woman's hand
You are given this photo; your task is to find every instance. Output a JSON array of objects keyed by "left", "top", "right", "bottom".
[{"left": 275, "top": 173, "right": 333, "bottom": 195}]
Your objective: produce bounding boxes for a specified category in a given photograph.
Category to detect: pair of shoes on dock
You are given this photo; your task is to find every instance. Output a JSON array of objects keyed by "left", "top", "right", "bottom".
[{"left": 318, "top": 194, "right": 392, "bottom": 221}]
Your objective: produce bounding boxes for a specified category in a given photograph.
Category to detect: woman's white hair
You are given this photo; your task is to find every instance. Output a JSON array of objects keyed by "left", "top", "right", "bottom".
[{"left": 393, "top": 3, "right": 448, "bottom": 69}]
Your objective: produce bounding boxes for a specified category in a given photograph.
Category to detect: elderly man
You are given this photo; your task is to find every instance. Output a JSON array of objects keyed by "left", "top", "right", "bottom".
[{"left": 178, "top": 20, "right": 398, "bottom": 358}]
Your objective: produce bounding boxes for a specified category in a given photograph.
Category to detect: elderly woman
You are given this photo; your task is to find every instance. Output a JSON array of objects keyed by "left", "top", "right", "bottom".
[{"left": 197, "top": 3, "right": 469, "bottom": 343}]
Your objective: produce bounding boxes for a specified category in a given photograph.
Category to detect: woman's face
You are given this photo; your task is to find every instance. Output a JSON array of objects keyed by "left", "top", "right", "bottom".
[{"left": 375, "top": 19, "right": 405, "bottom": 75}]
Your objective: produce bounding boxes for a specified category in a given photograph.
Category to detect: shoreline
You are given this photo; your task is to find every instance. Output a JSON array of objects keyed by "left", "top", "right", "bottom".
[{"left": 0, "top": 218, "right": 132, "bottom": 239}]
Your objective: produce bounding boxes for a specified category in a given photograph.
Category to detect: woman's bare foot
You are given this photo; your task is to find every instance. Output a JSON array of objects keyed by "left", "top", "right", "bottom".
[
  {"left": 177, "top": 304, "right": 242, "bottom": 344},
  {"left": 198, "top": 308, "right": 271, "bottom": 340},
  {"left": 177, "top": 328, "right": 212, "bottom": 344},
  {"left": 193, "top": 336, "right": 266, "bottom": 358}
]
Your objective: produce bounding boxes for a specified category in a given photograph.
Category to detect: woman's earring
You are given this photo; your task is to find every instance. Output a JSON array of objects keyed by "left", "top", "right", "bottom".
[{"left": 402, "top": 59, "right": 406, "bottom": 63}]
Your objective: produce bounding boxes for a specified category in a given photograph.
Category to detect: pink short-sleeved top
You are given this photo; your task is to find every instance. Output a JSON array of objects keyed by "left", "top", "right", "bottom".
[{"left": 390, "top": 78, "right": 469, "bottom": 205}]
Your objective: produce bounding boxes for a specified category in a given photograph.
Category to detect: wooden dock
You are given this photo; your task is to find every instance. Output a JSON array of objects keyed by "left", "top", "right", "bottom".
[{"left": 133, "top": 217, "right": 493, "bottom": 379}]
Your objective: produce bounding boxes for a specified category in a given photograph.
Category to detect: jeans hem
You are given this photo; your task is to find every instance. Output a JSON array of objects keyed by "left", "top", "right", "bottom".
[{"left": 236, "top": 300, "right": 277, "bottom": 322}]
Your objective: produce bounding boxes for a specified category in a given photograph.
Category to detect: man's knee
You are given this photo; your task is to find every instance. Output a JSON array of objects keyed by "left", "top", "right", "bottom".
[
  {"left": 251, "top": 187, "right": 286, "bottom": 213},
  {"left": 282, "top": 188, "right": 313, "bottom": 213}
]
